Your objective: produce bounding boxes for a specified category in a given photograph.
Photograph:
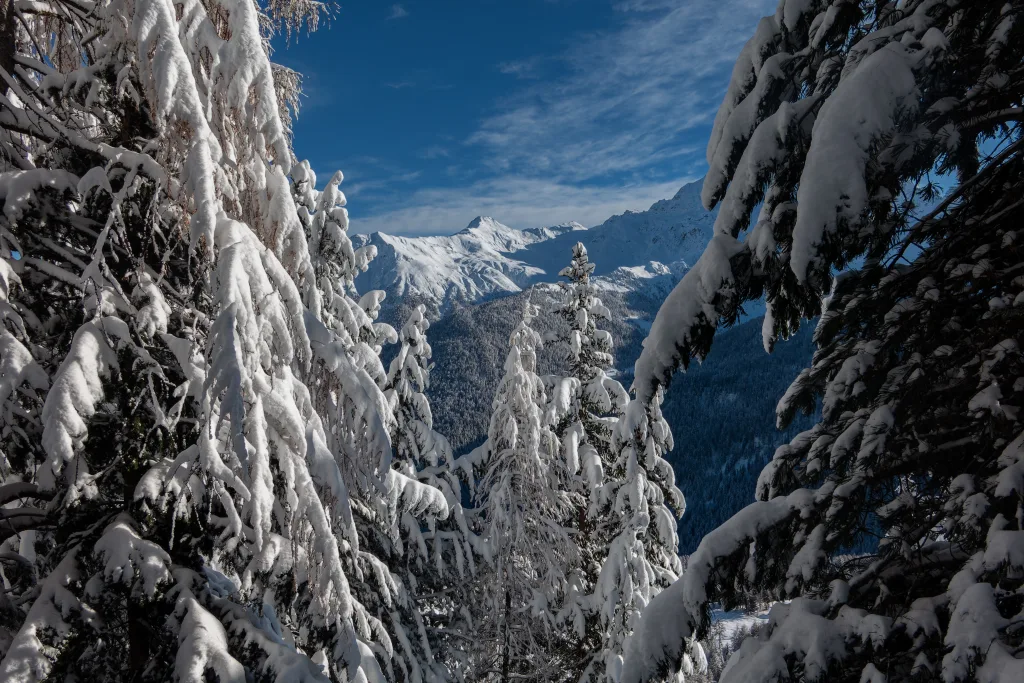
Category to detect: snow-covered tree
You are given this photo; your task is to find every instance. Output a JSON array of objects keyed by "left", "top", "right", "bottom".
[
  {"left": 622, "top": 2, "right": 1024, "bottom": 682},
  {"left": 387, "top": 306, "right": 450, "bottom": 477},
  {"left": 384, "top": 305, "right": 478, "bottom": 589},
  {"left": 552, "top": 244, "right": 627, "bottom": 465},
  {"left": 593, "top": 392, "right": 699, "bottom": 683},
  {"left": 458, "top": 300, "right": 577, "bottom": 682},
  {"left": 0, "top": 0, "right": 429, "bottom": 680},
  {"left": 364, "top": 304, "right": 480, "bottom": 682},
  {"left": 546, "top": 243, "right": 631, "bottom": 682},
  {"left": 293, "top": 165, "right": 457, "bottom": 683},
  {"left": 544, "top": 242, "right": 696, "bottom": 683}
]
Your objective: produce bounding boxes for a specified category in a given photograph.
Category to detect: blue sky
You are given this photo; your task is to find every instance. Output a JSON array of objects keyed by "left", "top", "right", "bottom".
[{"left": 273, "top": 0, "right": 775, "bottom": 236}]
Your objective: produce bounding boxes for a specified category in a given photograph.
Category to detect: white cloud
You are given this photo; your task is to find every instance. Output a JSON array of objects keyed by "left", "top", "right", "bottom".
[
  {"left": 387, "top": 4, "right": 409, "bottom": 20},
  {"left": 310, "top": 0, "right": 773, "bottom": 238},
  {"left": 347, "top": 175, "right": 698, "bottom": 236},
  {"left": 467, "top": 0, "right": 774, "bottom": 182}
]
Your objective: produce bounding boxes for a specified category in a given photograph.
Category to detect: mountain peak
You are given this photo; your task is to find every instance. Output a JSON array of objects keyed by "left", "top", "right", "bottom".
[
  {"left": 671, "top": 177, "right": 704, "bottom": 201},
  {"left": 460, "top": 216, "right": 502, "bottom": 233},
  {"left": 355, "top": 183, "right": 715, "bottom": 316}
]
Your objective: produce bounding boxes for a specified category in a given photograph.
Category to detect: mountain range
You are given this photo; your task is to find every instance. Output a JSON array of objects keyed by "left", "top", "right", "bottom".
[{"left": 353, "top": 179, "right": 714, "bottom": 319}]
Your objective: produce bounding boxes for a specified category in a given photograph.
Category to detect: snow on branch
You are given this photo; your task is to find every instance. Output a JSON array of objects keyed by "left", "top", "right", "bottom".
[{"left": 621, "top": 489, "right": 817, "bottom": 683}]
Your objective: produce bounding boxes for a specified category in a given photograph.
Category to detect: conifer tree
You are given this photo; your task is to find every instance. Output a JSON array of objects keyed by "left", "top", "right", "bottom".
[
  {"left": 378, "top": 304, "right": 480, "bottom": 682},
  {"left": 294, "top": 166, "right": 454, "bottom": 683},
  {"left": 622, "top": 2, "right": 1024, "bottom": 682},
  {"left": 0, "top": 1, "right": 437, "bottom": 681},
  {"left": 547, "top": 246, "right": 699, "bottom": 683},
  {"left": 595, "top": 392, "right": 699, "bottom": 683},
  {"left": 459, "top": 301, "right": 576, "bottom": 683},
  {"left": 387, "top": 306, "right": 449, "bottom": 479},
  {"left": 548, "top": 243, "right": 630, "bottom": 682},
  {"left": 553, "top": 244, "right": 627, "bottom": 471}
]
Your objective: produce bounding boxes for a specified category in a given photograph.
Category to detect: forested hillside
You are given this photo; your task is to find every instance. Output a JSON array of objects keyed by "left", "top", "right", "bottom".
[
  {"left": 427, "top": 289, "right": 633, "bottom": 455},
  {"left": 659, "top": 317, "right": 815, "bottom": 552}
]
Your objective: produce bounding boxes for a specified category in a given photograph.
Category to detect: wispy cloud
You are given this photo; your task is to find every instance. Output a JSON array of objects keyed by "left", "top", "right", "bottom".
[
  {"left": 497, "top": 56, "right": 545, "bottom": 80},
  {"left": 303, "top": 0, "right": 773, "bottom": 237},
  {"left": 348, "top": 175, "right": 697, "bottom": 236},
  {"left": 387, "top": 4, "right": 409, "bottom": 20},
  {"left": 467, "top": 0, "right": 771, "bottom": 183},
  {"left": 420, "top": 145, "right": 450, "bottom": 159}
]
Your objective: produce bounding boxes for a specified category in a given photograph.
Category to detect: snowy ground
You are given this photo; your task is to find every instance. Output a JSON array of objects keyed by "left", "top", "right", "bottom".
[{"left": 710, "top": 604, "right": 770, "bottom": 640}]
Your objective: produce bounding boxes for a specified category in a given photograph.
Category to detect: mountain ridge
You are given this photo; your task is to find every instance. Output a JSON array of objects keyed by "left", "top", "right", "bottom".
[{"left": 353, "top": 178, "right": 714, "bottom": 317}]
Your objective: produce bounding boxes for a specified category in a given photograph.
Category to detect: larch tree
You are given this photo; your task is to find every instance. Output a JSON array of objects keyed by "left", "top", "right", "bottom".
[
  {"left": 0, "top": 0, "right": 445, "bottom": 681},
  {"left": 621, "top": 1, "right": 1024, "bottom": 683},
  {"left": 457, "top": 300, "right": 577, "bottom": 683}
]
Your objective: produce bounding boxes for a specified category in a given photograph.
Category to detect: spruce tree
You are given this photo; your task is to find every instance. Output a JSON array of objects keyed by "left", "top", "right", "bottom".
[
  {"left": 459, "top": 301, "right": 576, "bottom": 682},
  {"left": 596, "top": 391, "right": 699, "bottom": 683},
  {"left": 622, "top": 2, "right": 1024, "bottom": 682},
  {"left": 548, "top": 243, "right": 632, "bottom": 682},
  {"left": 545, "top": 244, "right": 697, "bottom": 683}
]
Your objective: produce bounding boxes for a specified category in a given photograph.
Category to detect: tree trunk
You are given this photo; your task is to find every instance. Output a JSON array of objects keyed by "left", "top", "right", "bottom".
[{"left": 501, "top": 588, "right": 511, "bottom": 683}]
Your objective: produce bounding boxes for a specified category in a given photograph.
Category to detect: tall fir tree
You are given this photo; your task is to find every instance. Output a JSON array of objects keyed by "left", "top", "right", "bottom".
[
  {"left": 457, "top": 300, "right": 577, "bottom": 683},
  {"left": 546, "top": 245, "right": 701, "bottom": 682},
  {"left": 621, "top": 2, "right": 1024, "bottom": 683},
  {"left": 547, "top": 243, "right": 631, "bottom": 682}
]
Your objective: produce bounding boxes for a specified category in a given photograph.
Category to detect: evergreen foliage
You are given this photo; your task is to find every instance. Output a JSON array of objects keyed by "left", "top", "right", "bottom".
[
  {"left": 382, "top": 304, "right": 480, "bottom": 682},
  {"left": 456, "top": 301, "right": 577, "bottom": 683},
  {"left": 5, "top": 0, "right": 1019, "bottom": 681},
  {"left": 0, "top": 1, "right": 448, "bottom": 680},
  {"left": 623, "top": 1, "right": 1024, "bottom": 682},
  {"left": 548, "top": 243, "right": 628, "bottom": 682}
]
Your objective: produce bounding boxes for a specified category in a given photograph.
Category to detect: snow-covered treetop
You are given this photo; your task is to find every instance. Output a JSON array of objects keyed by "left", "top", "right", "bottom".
[{"left": 558, "top": 243, "right": 616, "bottom": 379}]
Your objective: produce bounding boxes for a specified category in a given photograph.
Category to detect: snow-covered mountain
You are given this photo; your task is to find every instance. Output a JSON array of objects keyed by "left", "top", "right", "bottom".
[{"left": 353, "top": 179, "right": 714, "bottom": 316}]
